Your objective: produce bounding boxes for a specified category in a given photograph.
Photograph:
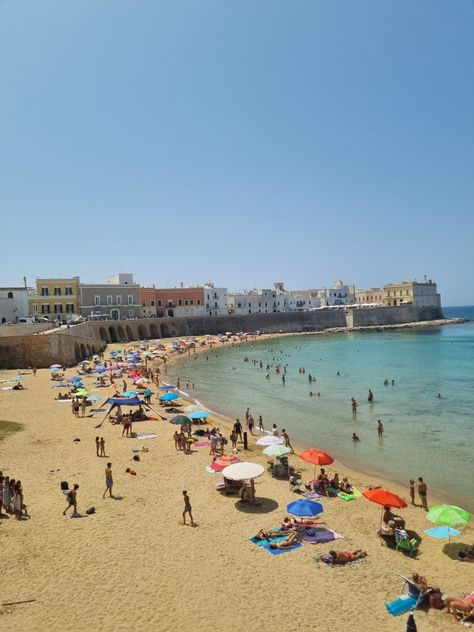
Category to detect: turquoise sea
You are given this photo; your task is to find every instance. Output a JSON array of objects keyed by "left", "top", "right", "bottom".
[{"left": 169, "top": 306, "right": 474, "bottom": 510}]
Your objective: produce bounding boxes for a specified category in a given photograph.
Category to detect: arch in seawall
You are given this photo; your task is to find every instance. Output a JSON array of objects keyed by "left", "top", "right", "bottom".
[
  {"left": 149, "top": 323, "right": 159, "bottom": 339},
  {"left": 137, "top": 324, "right": 147, "bottom": 339},
  {"left": 108, "top": 326, "right": 118, "bottom": 343},
  {"left": 125, "top": 325, "right": 134, "bottom": 340},
  {"left": 91, "top": 344, "right": 97, "bottom": 355},
  {"left": 99, "top": 326, "right": 109, "bottom": 343},
  {"left": 74, "top": 343, "right": 81, "bottom": 363},
  {"left": 80, "top": 343, "right": 86, "bottom": 358},
  {"left": 86, "top": 344, "right": 91, "bottom": 356},
  {"left": 117, "top": 325, "right": 125, "bottom": 342},
  {"left": 160, "top": 322, "right": 170, "bottom": 338}
]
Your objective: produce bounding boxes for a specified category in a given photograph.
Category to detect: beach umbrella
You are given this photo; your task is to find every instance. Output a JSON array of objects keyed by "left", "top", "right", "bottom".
[
  {"left": 122, "top": 391, "right": 138, "bottom": 397},
  {"left": 221, "top": 462, "right": 264, "bottom": 481},
  {"left": 300, "top": 448, "right": 334, "bottom": 479},
  {"left": 160, "top": 384, "right": 177, "bottom": 391},
  {"left": 211, "top": 455, "right": 240, "bottom": 472},
  {"left": 75, "top": 388, "right": 89, "bottom": 396},
  {"left": 170, "top": 415, "right": 191, "bottom": 425},
  {"left": 262, "top": 444, "right": 291, "bottom": 457},
  {"left": 79, "top": 360, "right": 90, "bottom": 365},
  {"left": 160, "top": 392, "right": 179, "bottom": 401},
  {"left": 256, "top": 435, "right": 284, "bottom": 446},
  {"left": 426, "top": 505, "right": 471, "bottom": 543},
  {"left": 188, "top": 410, "right": 209, "bottom": 420},
  {"left": 363, "top": 488, "right": 407, "bottom": 528},
  {"left": 50, "top": 364, "right": 62, "bottom": 369},
  {"left": 86, "top": 395, "right": 100, "bottom": 402},
  {"left": 52, "top": 382, "right": 68, "bottom": 388},
  {"left": 287, "top": 498, "right": 324, "bottom": 517},
  {"left": 12, "top": 375, "right": 24, "bottom": 382}
]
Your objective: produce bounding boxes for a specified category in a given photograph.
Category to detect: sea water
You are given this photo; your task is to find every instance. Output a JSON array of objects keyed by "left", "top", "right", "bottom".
[{"left": 169, "top": 307, "right": 474, "bottom": 509}]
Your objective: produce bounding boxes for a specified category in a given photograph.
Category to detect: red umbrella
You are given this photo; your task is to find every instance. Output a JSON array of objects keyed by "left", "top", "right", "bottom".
[
  {"left": 363, "top": 488, "right": 407, "bottom": 528},
  {"left": 300, "top": 448, "right": 334, "bottom": 478},
  {"left": 210, "top": 455, "right": 240, "bottom": 472}
]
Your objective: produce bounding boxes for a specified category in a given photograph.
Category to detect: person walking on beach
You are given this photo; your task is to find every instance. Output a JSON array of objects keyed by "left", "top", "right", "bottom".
[
  {"left": 409, "top": 479, "right": 416, "bottom": 505},
  {"left": 234, "top": 418, "right": 243, "bottom": 443},
  {"left": 63, "top": 484, "right": 79, "bottom": 516},
  {"left": 377, "top": 420, "right": 384, "bottom": 437},
  {"left": 417, "top": 477, "right": 428, "bottom": 510},
  {"left": 247, "top": 414, "right": 255, "bottom": 436},
  {"left": 182, "top": 490, "right": 194, "bottom": 526},
  {"left": 103, "top": 463, "right": 114, "bottom": 499},
  {"left": 258, "top": 415, "right": 264, "bottom": 433},
  {"left": 281, "top": 429, "right": 293, "bottom": 453}
]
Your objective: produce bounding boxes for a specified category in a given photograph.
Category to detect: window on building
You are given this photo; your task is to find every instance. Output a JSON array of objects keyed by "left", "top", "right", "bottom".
[
  {"left": 128, "top": 295, "right": 133, "bottom": 305},
  {"left": 107, "top": 296, "right": 112, "bottom": 305},
  {"left": 42, "top": 304, "right": 50, "bottom": 314},
  {"left": 168, "top": 300, "right": 172, "bottom": 307},
  {"left": 54, "top": 287, "right": 61, "bottom": 296},
  {"left": 41, "top": 287, "right": 49, "bottom": 296},
  {"left": 214, "top": 301, "right": 218, "bottom": 308},
  {"left": 237, "top": 302, "right": 241, "bottom": 308},
  {"left": 116, "top": 295, "right": 122, "bottom": 305},
  {"left": 190, "top": 300, "right": 194, "bottom": 305},
  {"left": 54, "top": 304, "right": 62, "bottom": 314},
  {"left": 178, "top": 299, "right": 183, "bottom": 306},
  {"left": 207, "top": 294, "right": 210, "bottom": 300},
  {"left": 214, "top": 293, "right": 217, "bottom": 299},
  {"left": 197, "top": 300, "right": 200, "bottom": 305},
  {"left": 184, "top": 300, "right": 188, "bottom": 306},
  {"left": 151, "top": 300, "right": 155, "bottom": 307},
  {"left": 157, "top": 300, "right": 162, "bottom": 307},
  {"left": 32, "top": 304, "right": 38, "bottom": 314},
  {"left": 7, "top": 291, "right": 13, "bottom": 299},
  {"left": 65, "top": 287, "right": 72, "bottom": 295},
  {"left": 94, "top": 296, "right": 100, "bottom": 305},
  {"left": 128, "top": 309, "right": 134, "bottom": 317},
  {"left": 66, "top": 304, "right": 74, "bottom": 313}
]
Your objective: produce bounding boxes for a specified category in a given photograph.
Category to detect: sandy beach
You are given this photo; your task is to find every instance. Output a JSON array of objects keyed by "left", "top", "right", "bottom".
[{"left": 1, "top": 337, "right": 473, "bottom": 632}]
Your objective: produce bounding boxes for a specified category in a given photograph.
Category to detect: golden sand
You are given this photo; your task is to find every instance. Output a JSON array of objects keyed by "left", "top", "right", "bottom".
[{"left": 0, "top": 338, "right": 472, "bottom": 632}]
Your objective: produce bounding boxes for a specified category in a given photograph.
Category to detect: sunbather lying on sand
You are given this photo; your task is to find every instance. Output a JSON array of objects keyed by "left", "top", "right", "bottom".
[
  {"left": 281, "top": 516, "right": 323, "bottom": 530},
  {"left": 321, "top": 549, "right": 367, "bottom": 564},
  {"left": 445, "top": 593, "right": 474, "bottom": 620},
  {"left": 269, "top": 532, "right": 299, "bottom": 549}
]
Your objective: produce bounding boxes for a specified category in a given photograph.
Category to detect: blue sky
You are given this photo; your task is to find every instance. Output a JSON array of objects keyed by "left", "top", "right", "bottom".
[{"left": 1, "top": 1, "right": 473, "bottom": 304}]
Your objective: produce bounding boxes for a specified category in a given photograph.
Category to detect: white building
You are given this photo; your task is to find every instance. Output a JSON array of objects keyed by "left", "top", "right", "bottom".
[
  {"left": 0, "top": 287, "right": 31, "bottom": 323},
  {"left": 203, "top": 284, "right": 228, "bottom": 316},
  {"left": 228, "top": 289, "right": 278, "bottom": 315}
]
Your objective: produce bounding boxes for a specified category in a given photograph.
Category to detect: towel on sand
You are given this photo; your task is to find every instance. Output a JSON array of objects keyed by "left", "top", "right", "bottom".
[
  {"left": 302, "top": 528, "right": 344, "bottom": 544},
  {"left": 249, "top": 534, "right": 287, "bottom": 547},
  {"left": 263, "top": 542, "right": 302, "bottom": 556}
]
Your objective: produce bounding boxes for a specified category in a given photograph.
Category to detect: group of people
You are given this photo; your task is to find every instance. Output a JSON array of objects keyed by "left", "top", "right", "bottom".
[
  {"left": 305, "top": 468, "right": 353, "bottom": 497},
  {"left": 0, "top": 473, "right": 28, "bottom": 519}
]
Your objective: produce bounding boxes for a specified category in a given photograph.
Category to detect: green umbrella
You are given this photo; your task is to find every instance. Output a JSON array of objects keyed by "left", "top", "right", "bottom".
[
  {"left": 75, "top": 388, "right": 89, "bottom": 397},
  {"left": 427, "top": 505, "right": 471, "bottom": 542},
  {"left": 262, "top": 444, "right": 291, "bottom": 457}
]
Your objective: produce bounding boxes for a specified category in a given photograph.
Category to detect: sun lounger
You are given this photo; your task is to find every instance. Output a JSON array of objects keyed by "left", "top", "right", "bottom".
[{"left": 386, "top": 575, "right": 432, "bottom": 616}]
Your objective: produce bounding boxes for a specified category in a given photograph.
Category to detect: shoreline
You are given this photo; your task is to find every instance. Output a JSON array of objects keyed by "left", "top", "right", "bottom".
[{"left": 162, "top": 320, "right": 472, "bottom": 513}]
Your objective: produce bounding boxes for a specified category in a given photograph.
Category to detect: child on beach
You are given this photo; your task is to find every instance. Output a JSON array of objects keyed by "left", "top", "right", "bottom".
[{"left": 409, "top": 479, "right": 415, "bottom": 505}]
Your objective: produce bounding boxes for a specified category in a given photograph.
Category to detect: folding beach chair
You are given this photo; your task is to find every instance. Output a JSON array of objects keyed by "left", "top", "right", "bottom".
[
  {"left": 386, "top": 576, "right": 431, "bottom": 616},
  {"left": 395, "top": 529, "right": 419, "bottom": 557}
]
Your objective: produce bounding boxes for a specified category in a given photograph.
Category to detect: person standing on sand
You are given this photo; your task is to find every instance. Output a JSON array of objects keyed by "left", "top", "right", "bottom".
[
  {"left": 103, "top": 463, "right": 114, "bottom": 499},
  {"left": 247, "top": 415, "right": 255, "bottom": 435},
  {"left": 95, "top": 436, "right": 100, "bottom": 457},
  {"left": 63, "top": 484, "right": 79, "bottom": 516},
  {"left": 100, "top": 437, "right": 106, "bottom": 457},
  {"left": 234, "top": 418, "right": 243, "bottom": 443},
  {"left": 418, "top": 477, "right": 428, "bottom": 510},
  {"left": 409, "top": 479, "right": 416, "bottom": 505},
  {"left": 377, "top": 420, "right": 384, "bottom": 437},
  {"left": 33, "top": 367, "right": 37, "bottom": 377},
  {"left": 258, "top": 415, "right": 264, "bottom": 433},
  {"left": 281, "top": 429, "right": 293, "bottom": 452},
  {"left": 182, "top": 490, "right": 194, "bottom": 526}
]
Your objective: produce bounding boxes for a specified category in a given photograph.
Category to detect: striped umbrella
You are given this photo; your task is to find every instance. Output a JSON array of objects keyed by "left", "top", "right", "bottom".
[{"left": 211, "top": 455, "right": 241, "bottom": 472}]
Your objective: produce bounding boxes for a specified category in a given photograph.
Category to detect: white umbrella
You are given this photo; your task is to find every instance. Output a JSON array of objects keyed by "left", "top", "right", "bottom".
[
  {"left": 256, "top": 435, "right": 284, "bottom": 446},
  {"left": 221, "top": 462, "right": 264, "bottom": 480},
  {"left": 262, "top": 444, "right": 291, "bottom": 457}
]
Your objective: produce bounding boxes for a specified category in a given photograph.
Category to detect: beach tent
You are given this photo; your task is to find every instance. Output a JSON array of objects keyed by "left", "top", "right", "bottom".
[{"left": 95, "top": 396, "right": 154, "bottom": 428}]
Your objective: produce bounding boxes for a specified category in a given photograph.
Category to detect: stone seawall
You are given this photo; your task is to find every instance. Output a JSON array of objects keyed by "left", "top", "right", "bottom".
[{"left": 0, "top": 305, "right": 445, "bottom": 369}]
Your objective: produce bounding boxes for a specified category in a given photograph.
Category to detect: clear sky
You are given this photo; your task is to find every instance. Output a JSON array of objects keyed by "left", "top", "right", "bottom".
[{"left": 1, "top": 1, "right": 473, "bottom": 304}]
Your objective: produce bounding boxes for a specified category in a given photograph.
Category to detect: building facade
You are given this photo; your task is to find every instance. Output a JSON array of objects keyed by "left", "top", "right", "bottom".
[
  {"left": 79, "top": 274, "right": 141, "bottom": 319},
  {"left": 0, "top": 287, "right": 31, "bottom": 323},
  {"left": 383, "top": 279, "right": 441, "bottom": 307},
  {"left": 228, "top": 289, "right": 279, "bottom": 315},
  {"left": 141, "top": 283, "right": 227, "bottom": 318},
  {"left": 355, "top": 288, "right": 384, "bottom": 305},
  {"left": 28, "top": 277, "right": 80, "bottom": 320}
]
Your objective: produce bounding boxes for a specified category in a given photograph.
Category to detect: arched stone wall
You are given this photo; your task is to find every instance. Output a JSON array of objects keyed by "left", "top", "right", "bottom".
[
  {"left": 149, "top": 323, "right": 159, "bottom": 339},
  {"left": 80, "top": 343, "right": 86, "bottom": 358},
  {"left": 99, "top": 326, "right": 109, "bottom": 343},
  {"left": 86, "top": 344, "right": 91, "bottom": 356},
  {"left": 160, "top": 322, "right": 170, "bottom": 338},
  {"left": 125, "top": 325, "right": 133, "bottom": 340},
  {"left": 117, "top": 325, "right": 125, "bottom": 341},
  {"left": 108, "top": 326, "right": 118, "bottom": 343},
  {"left": 137, "top": 324, "right": 147, "bottom": 339},
  {"left": 74, "top": 343, "right": 81, "bottom": 363}
]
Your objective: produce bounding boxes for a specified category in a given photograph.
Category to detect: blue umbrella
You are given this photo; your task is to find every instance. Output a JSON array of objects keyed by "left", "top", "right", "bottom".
[
  {"left": 159, "top": 384, "right": 177, "bottom": 391},
  {"left": 160, "top": 392, "right": 179, "bottom": 401},
  {"left": 67, "top": 376, "right": 83, "bottom": 383},
  {"left": 188, "top": 410, "right": 209, "bottom": 420},
  {"left": 52, "top": 382, "right": 68, "bottom": 388},
  {"left": 96, "top": 366, "right": 106, "bottom": 373},
  {"left": 86, "top": 395, "right": 101, "bottom": 402},
  {"left": 287, "top": 499, "right": 324, "bottom": 517},
  {"left": 122, "top": 390, "right": 138, "bottom": 397},
  {"left": 12, "top": 376, "right": 24, "bottom": 382}
]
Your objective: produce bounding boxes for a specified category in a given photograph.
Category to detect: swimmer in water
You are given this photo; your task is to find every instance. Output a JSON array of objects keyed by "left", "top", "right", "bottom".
[{"left": 352, "top": 433, "right": 360, "bottom": 441}]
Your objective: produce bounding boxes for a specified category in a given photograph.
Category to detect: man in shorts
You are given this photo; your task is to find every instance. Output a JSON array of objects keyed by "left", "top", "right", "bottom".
[
  {"left": 103, "top": 463, "right": 114, "bottom": 499},
  {"left": 182, "top": 490, "right": 194, "bottom": 526}
]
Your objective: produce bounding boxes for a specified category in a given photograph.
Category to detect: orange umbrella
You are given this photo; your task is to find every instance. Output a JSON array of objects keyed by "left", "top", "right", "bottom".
[
  {"left": 210, "top": 455, "right": 240, "bottom": 472},
  {"left": 300, "top": 448, "right": 334, "bottom": 479},
  {"left": 363, "top": 488, "right": 407, "bottom": 528}
]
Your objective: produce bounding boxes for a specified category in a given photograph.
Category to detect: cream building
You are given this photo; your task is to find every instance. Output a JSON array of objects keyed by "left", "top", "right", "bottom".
[
  {"left": 355, "top": 288, "right": 384, "bottom": 305},
  {"left": 28, "top": 277, "right": 80, "bottom": 320},
  {"left": 383, "top": 279, "right": 441, "bottom": 307}
]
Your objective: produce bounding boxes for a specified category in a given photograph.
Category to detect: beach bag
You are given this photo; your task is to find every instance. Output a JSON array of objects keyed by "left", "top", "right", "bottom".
[
  {"left": 60, "top": 481, "right": 69, "bottom": 491},
  {"left": 86, "top": 507, "right": 96, "bottom": 515}
]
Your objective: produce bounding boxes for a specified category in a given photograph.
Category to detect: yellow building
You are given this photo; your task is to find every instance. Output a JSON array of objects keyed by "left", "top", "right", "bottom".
[
  {"left": 383, "top": 280, "right": 440, "bottom": 307},
  {"left": 28, "top": 277, "right": 80, "bottom": 320}
]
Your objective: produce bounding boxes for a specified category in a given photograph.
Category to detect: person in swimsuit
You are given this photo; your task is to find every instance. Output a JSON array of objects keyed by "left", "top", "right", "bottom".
[
  {"left": 182, "top": 490, "right": 194, "bottom": 526},
  {"left": 103, "top": 463, "right": 114, "bottom": 499},
  {"left": 95, "top": 436, "right": 100, "bottom": 457},
  {"left": 63, "top": 484, "right": 79, "bottom": 516},
  {"left": 323, "top": 549, "right": 367, "bottom": 564},
  {"left": 269, "top": 532, "right": 299, "bottom": 549},
  {"left": 445, "top": 593, "right": 474, "bottom": 620},
  {"left": 417, "top": 477, "right": 428, "bottom": 510}
]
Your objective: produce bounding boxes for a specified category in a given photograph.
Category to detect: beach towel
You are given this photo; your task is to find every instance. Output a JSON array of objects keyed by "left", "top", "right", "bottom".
[
  {"left": 263, "top": 542, "right": 302, "bottom": 556},
  {"left": 304, "top": 491, "right": 323, "bottom": 500},
  {"left": 302, "top": 528, "right": 344, "bottom": 544},
  {"left": 385, "top": 594, "right": 417, "bottom": 616},
  {"left": 134, "top": 433, "right": 158, "bottom": 440},
  {"left": 249, "top": 535, "right": 287, "bottom": 547},
  {"left": 56, "top": 399, "right": 73, "bottom": 403},
  {"left": 338, "top": 488, "right": 362, "bottom": 501}
]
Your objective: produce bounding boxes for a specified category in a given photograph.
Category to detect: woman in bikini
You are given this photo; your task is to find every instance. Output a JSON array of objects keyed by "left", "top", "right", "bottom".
[{"left": 323, "top": 549, "right": 367, "bottom": 564}]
